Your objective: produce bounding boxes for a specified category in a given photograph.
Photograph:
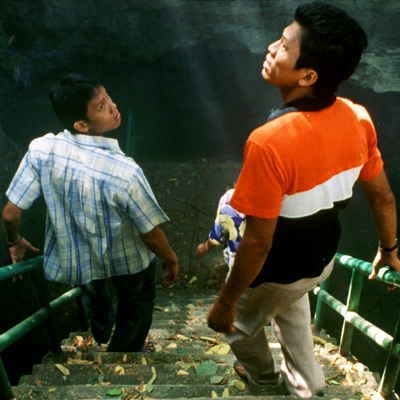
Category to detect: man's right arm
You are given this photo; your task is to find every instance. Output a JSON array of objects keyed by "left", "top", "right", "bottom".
[
  {"left": 208, "top": 215, "right": 278, "bottom": 333},
  {"left": 139, "top": 226, "right": 179, "bottom": 285},
  {"left": 358, "top": 169, "right": 400, "bottom": 279}
]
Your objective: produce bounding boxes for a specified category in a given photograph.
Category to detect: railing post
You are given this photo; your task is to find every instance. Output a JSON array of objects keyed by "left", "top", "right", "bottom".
[
  {"left": 30, "top": 268, "right": 61, "bottom": 354},
  {"left": 339, "top": 269, "right": 364, "bottom": 356},
  {"left": 0, "top": 355, "right": 14, "bottom": 400},
  {"left": 379, "top": 313, "right": 400, "bottom": 398},
  {"left": 313, "top": 276, "right": 330, "bottom": 331}
]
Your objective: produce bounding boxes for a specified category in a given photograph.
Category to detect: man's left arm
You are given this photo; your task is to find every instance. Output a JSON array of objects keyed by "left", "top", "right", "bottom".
[
  {"left": 2, "top": 200, "right": 39, "bottom": 265},
  {"left": 208, "top": 215, "right": 278, "bottom": 334},
  {"left": 358, "top": 169, "right": 400, "bottom": 280}
]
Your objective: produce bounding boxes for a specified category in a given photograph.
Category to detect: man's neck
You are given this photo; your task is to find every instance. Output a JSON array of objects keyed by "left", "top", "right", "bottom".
[{"left": 280, "top": 86, "right": 315, "bottom": 104}]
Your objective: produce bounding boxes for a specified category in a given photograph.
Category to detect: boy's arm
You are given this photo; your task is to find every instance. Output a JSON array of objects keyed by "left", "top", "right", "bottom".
[
  {"left": 139, "top": 226, "right": 179, "bottom": 285},
  {"left": 196, "top": 238, "right": 217, "bottom": 259},
  {"left": 2, "top": 201, "right": 39, "bottom": 265}
]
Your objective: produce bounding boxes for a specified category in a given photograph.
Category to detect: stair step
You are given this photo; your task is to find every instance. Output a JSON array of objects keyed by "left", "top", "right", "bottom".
[
  {"left": 12, "top": 383, "right": 286, "bottom": 399},
  {"left": 12, "top": 382, "right": 378, "bottom": 400},
  {"left": 10, "top": 289, "right": 380, "bottom": 400},
  {"left": 24, "top": 363, "right": 377, "bottom": 385},
  {"left": 19, "top": 372, "right": 239, "bottom": 386},
  {"left": 30, "top": 362, "right": 235, "bottom": 376}
]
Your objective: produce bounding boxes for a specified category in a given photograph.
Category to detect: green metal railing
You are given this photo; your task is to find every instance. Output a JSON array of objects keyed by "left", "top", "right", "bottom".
[
  {"left": 0, "top": 256, "right": 88, "bottom": 400},
  {"left": 314, "top": 253, "right": 400, "bottom": 399}
]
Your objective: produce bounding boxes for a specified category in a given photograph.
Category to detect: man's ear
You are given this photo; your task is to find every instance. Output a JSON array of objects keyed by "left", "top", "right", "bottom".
[
  {"left": 299, "top": 69, "right": 318, "bottom": 87},
  {"left": 73, "top": 120, "right": 90, "bottom": 133}
]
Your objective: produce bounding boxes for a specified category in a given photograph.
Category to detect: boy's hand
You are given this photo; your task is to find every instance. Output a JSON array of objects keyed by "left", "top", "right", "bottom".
[
  {"left": 161, "top": 257, "right": 179, "bottom": 286},
  {"left": 195, "top": 243, "right": 208, "bottom": 259},
  {"left": 9, "top": 237, "right": 40, "bottom": 265},
  {"left": 195, "top": 239, "right": 216, "bottom": 259},
  {"left": 9, "top": 237, "right": 40, "bottom": 282}
]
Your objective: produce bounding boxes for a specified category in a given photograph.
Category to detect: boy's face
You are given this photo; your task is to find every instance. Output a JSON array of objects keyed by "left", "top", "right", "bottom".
[{"left": 83, "top": 85, "right": 121, "bottom": 136}]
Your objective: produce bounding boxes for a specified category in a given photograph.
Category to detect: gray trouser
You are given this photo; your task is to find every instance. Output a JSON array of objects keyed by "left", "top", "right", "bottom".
[{"left": 226, "top": 258, "right": 334, "bottom": 398}]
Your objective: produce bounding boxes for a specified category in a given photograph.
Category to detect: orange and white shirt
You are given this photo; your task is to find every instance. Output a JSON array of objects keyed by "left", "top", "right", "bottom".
[{"left": 230, "top": 95, "right": 383, "bottom": 285}]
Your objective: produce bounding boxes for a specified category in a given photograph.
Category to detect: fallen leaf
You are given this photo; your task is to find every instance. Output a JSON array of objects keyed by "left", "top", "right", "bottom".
[
  {"left": 176, "top": 334, "right": 190, "bottom": 341},
  {"left": 234, "top": 380, "right": 246, "bottom": 391},
  {"left": 67, "top": 358, "right": 94, "bottom": 365},
  {"left": 211, "top": 391, "right": 218, "bottom": 398},
  {"left": 206, "top": 344, "right": 230, "bottom": 355},
  {"left": 48, "top": 388, "right": 56, "bottom": 392},
  {"left": 210, "top": 376, "right": 224, "bottom": 384},
  {"left": 106, "top": 388, "right": 122, "bottom": 396},
  {"left": 222, "top": 388, "right": 230, "bottom": 397},
  {"left": 154, "top": 344, "right": 163, "bottom": 352},
  {"left": 177, "top": 370, "right": 189, "bottom": 375},
  {"left": 324, "top": 342, "right": 338, "bottom": 352},
  {"left": 145, "top": 383, "right": 154, "bottom": 393},
  {"left": 344, "top": 371, "right": 354, "bottom": 385},
  {"left": 352, "top": 363, "right": 365, "bottom": 372},
  {"left": 200, "top": 336, "right": 219, "bottom": 344},
  {"left": 313, "top": 336, "right": 327, "bottom": 344},
  {"left": 167, "top": 343, "right": 178, "bottom": 349},
  {"left": 94, "top": 366, "right": 104, "bottom": 375},
  {"left": 115, "top": 366, "right": 125, "bottom": 375},
  {"left": 123, "top": 354, "right": 127, "bottom": 362},
  {"left": 142, "top": 357, "right": 147, "bottom": 365},
  {"left": 73, "top": 335, "right": 84, "bottom": 347},
  {"left": 196, "top": 360, "right": 218, "bottom": 375},
  {"left": 189, "top": 276, "right": 197, "bottom": 284},
  {"left": 54, "top": 364, "right": 70, "bottom": 375}
]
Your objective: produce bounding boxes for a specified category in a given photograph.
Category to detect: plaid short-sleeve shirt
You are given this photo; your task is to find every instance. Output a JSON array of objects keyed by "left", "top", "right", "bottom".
[{"left": 6, "top": 130, "right": 169, "bottom": 285}]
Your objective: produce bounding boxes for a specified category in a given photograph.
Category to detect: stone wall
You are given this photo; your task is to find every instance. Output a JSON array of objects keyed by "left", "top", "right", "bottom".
[{"left": 1, "top": 0, "right": 400, "bottom": 95}]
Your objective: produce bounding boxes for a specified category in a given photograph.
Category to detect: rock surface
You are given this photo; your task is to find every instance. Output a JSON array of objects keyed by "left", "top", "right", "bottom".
[{"left": 1, "top": 1, "right": 400, "bottom": 94}]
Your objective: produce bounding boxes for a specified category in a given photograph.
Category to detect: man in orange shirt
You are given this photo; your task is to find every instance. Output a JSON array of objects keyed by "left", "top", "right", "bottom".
[{"left": 207, "top": 2, "right": 400, "bottom": 397}]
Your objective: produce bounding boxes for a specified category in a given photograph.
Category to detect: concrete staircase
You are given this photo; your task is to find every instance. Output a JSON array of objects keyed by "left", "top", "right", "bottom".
[{"left": 12, "top": 289, "right": 380, "bottom": 400}]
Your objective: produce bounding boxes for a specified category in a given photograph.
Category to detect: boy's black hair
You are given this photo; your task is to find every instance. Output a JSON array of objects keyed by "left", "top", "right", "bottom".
[
  {"left": 49, "top": 74, "right": 102, "bottom": 133},
  {"left": 294, "top": 2, "right": 368, "bottom": 96}
]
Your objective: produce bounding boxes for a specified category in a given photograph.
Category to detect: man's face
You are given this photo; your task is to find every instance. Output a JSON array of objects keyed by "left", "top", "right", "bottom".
[
  {"left": 84, "top": 86, "right": 121, "bottom": 136},
  {"left": 262, "top": 21, "right": 304, "bottom": 89}
]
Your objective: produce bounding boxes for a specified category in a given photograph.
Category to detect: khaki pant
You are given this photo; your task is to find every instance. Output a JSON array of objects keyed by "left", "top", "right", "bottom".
[{"left": 226, "top": 258, "right": 334, "bottom": 398}]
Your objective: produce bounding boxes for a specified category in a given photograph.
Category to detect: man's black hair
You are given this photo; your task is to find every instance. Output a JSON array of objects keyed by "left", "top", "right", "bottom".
[
  {"left": 49, "top": 74, "right": 102, "bottom": 133},
  {"left": 294, "top": 2, "right": 368, "bottom": 96}
]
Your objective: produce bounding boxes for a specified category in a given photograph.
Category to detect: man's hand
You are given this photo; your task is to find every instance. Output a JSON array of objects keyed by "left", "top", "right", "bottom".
[
  {"left": 207, "top": 297, "right": 237, "bottom": 334},
  {"left": 369, "top": 248, "right": 400, "bottom": 290}
]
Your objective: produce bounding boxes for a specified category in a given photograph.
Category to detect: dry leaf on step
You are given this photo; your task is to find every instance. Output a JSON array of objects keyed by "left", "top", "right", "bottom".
[{"left": 54, "top": 364, "right": 70, "bottom": 375}]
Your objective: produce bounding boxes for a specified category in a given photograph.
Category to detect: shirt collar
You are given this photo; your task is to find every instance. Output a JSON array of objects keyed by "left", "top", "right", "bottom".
[
  {"left": 61, "top": 130, "right": 123, "bottom": 153},
  {"left": 268, "top": 94, "right": 337, "bottom": 122}
]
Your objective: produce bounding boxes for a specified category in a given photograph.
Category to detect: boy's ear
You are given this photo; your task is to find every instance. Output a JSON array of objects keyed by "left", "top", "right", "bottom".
[
  {"left": 73, "top": 120, "right": 90, "bottom": 133},
  {"left": 299, "top": 68, "right": 318, "bottom": 87}
]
